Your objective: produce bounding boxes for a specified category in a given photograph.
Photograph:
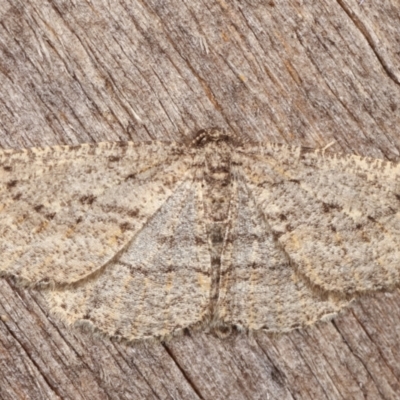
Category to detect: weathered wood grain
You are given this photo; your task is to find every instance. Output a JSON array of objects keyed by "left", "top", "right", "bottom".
[{"left": 0, "top": 0, "right": 400, "bottom": 398}]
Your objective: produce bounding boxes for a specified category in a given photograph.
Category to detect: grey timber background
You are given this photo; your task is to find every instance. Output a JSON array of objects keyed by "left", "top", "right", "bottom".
[{"left": 0, "top": 0, "right": 400, "bottom": 398}]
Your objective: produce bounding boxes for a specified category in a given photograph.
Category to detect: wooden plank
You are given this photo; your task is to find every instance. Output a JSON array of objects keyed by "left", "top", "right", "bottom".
[{"left": 0, "top": 0, "right": 400, "bottom": 398}]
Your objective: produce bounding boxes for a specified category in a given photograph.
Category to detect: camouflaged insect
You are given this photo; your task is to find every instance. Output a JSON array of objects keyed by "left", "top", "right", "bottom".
[{"left": 0, "top": 128, "right": 399, "bottom": 341}]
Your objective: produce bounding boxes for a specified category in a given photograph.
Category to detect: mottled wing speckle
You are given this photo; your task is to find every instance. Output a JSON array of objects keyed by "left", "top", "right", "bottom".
[
  {"left": 239, "top": 143, "right": 400, "bottom": 294},
  {"left": 0, "top": 142, "right": 191, "bottom": 285},
  {"left": 45, "top": 180, "right": 211, "bottom": 340},
  {"left": 217, "top": 177, "right": 347, "bottom": 333}
]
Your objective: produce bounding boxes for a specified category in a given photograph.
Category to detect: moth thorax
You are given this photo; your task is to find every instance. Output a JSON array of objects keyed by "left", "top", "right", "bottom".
[
  {"left": 204, "top": 142, "right": 231, "bottom": 183},
  {"left": 203, "top": 145, "right": 232, "bottom": 223}
]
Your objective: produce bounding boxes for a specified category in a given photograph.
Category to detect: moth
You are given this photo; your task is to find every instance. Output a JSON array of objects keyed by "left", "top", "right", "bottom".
[{"left": 0, "top": 128, "right": 399, "bottom": 341}]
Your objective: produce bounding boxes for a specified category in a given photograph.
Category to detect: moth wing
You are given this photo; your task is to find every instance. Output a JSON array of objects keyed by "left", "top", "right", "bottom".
[
  {"left": 0, "top": 142, "right": 191, "bottom": 285},
  {"left": 217, "top": 178, "right": 346, "bottom": 332},
  {"left": 238, "top": 143, "right": 400, "bottom": 294},
  {"left": 43, "top": 180, "right": 211, "bottom": 341}
]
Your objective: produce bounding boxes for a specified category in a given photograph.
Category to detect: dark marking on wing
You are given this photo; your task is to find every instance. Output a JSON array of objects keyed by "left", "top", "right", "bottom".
[
  {"left": 6, "top": 180, "right": 18, "bottom": 189},
  {"left": 322, "top": 202, "right": 342, "bottom": 213},
  {"left": 119, "top": 222, "right": 131, "bottom": 232},
  {"left": 80, "top": 195, "right": 96, "bottom": 205},
  {"left": 128, "top": 208, "right": 139, "bottom": 217},
  {"left": 46, "top": 212, "right": 56, "bottom": 220}
]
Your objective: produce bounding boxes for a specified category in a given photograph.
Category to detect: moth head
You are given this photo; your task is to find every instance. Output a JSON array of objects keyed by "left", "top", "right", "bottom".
[{"left": 192, "top": 128, "right": 239, "bottom": 148}]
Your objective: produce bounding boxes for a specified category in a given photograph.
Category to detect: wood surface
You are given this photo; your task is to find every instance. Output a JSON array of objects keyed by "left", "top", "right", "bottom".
[{"left": 1, "top": 0, "right": 400, "bottom": 398}]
